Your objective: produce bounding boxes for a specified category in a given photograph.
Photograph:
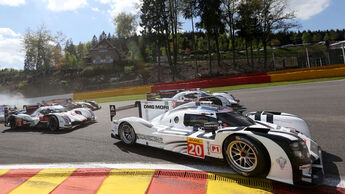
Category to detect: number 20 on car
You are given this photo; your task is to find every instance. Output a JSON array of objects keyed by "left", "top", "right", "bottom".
[{"left": 187, "top": 137, "right": 205, "bottom": 158}]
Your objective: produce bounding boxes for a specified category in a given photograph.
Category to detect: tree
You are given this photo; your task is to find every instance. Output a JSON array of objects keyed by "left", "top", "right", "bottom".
[
  {"left": 197, "top": 36, "right": 207, "bottom": 51},
  {"left": 167, "top": 0, "right": 181, "bottom": 80},
  {"left": 218, "top": 33, "right": 229, "bottom": 51},
  {"left": 65, "top": 39, "right": 76, "bottom": 56},
  {"left": 256, "top": 0, "right": 297, "bottom": 69},
  {"left": 237, "top": 0, "right": 261, "bottom": 67},
  {"left": 323, "top": 33, "right": 330, "bottom": 41},
  {"left": 221, "top": 0, "right": 240, "bottom": 67},
  {"left": 302, "top": 31, "right": 312, "bottom": 44},
  {"left": 329, "top": 30, "right": 339, "bottom": 41},
  {"left": 140, "top": 0, "right": 176, "bottom": 81},
  {"left": 196, "top": 0, "right": 225, "bottom": 75},
  {"left": 181, "top": 0, "right": 199, "bottom": 77},
  {"left": 91, "top": 35, "right": 98, "bottom": 47},
  {"left": 312, "top": 32, "right": 322, "bottom": 43},
  {"left": 52, "top": 43, "right": 63, "bottom": 68},
  {"left": 76, "top": 42, "right": 87, "bottom": 64},
  {"left": 113, "top": 12, "right": 138, "bottom": 39},
  {"left": 99, "top": 31, "right": 107, "bottom": 41},
  {"left": 23, "top": 25, "right": 56, "bottom": 73}
]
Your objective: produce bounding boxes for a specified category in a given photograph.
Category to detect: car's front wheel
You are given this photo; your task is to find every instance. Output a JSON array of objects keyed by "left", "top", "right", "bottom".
[
  {"left": 119, "top": 123, "right": 136, "bottom": 146},
  {"left": 48, "top": 116, "right": 59, "bottom": 132},
  {"left": 223, "top": 135, "right": 268, "bottom": 176}
]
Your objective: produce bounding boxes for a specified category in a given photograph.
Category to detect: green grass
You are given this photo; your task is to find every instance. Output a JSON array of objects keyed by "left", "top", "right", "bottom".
[
  {"left": 87, "top": 94, "right": 146, "bottom": 103},
  {"left": 85, "top": 77, "right": 345, "bottom": 103},
  {"left": 205, "top": 76, "right": 345, "bottom": 93}
]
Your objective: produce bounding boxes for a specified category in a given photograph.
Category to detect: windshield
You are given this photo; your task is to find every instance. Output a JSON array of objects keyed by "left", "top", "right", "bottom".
[
  {"left": 217, "top": 112, "right": 255, "bottom": 127},
  {"left": 50, "top": 107, "right": 67, "bottom": 113}
]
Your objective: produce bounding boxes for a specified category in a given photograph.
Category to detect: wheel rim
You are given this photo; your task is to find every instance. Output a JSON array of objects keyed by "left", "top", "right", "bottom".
[
  {"left": 227, "top": 140, "right": 257, "bottom": 172},
  {"left": 121, "top": 125, "right": 135, "bottom": 144}
]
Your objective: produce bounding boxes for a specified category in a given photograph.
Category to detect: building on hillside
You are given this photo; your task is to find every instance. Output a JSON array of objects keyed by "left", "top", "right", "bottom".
[{"left": 83, "top": 38, "right": 121, "bottom": 66}]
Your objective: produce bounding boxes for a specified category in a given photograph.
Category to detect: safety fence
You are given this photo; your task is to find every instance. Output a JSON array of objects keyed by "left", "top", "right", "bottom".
[{"left": 73, "top": 64, "right": 345, "bottom": 100}]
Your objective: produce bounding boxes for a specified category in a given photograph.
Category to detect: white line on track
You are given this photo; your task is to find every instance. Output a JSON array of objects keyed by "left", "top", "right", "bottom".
[
  {"left": 0, "top": 162, "right": 234, "bottom": 173},
  {"left": 0, "top": 162, "right": 344, "bottom": 188}
]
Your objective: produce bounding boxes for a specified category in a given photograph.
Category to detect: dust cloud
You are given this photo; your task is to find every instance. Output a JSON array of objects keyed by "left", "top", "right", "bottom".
[{"left": 0, "top": 92, "right": 30, "bottom": 109}]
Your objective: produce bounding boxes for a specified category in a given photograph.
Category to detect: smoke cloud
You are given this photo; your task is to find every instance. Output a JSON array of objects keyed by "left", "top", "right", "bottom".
[{"left": 0, "top": 92, "right": 30, "bottom": 109}]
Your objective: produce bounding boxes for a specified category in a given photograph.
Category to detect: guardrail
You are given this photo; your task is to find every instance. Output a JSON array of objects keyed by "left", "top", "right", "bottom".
[
  {"left": 151, "top": 73, "right": 270, "bottom": 92},
  {"left": 269, "top": 67, "right": 345, "bottom": 82},
  {"left": 73, "top": 85, "right": 152, "bottom": 100},
  {"left": 73, "top": 64, "right": 345, "bottom": 100}
]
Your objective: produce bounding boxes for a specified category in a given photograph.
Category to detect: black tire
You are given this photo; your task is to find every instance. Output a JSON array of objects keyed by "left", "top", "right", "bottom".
[
  {"left": 48, "top": 116, "right": 59, "bottom": 131},
  {"left": 223, "top": 135, "right": 269, "bottom": 177},
  {"left": 9, "top": 118, "right": 17, "bottom": 129},
  {"left": 119, "top": 123, "right": 136, "bottom": 146}
]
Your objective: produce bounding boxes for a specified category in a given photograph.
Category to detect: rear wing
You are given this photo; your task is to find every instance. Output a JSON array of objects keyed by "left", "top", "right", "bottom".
[{"left": 110, "top": 101, "right": 174, "bottom": 121}]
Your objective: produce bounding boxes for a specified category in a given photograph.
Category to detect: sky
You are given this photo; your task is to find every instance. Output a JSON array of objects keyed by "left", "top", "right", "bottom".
[{"left": 0, "top": 0, "right": 344, "bottom": 69}]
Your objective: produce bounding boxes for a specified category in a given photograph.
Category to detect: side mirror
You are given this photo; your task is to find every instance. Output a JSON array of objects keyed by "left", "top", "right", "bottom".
[{"left": 203, "top": 122, "right": 218, "bottom": 134}]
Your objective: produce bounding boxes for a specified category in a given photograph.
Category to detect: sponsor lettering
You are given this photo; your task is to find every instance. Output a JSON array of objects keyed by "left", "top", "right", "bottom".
[
  {"left": 187, "top": 138, "right": 204, "bottom": 158},
  {"left": 143, "top": 105, "right": 170, "bottom": 110},
  {"left": 137, "top": 134, "right": 163, "bottom": 144},
  {"left": 210, "top": 144, "right": 221, "bottom": 153}
]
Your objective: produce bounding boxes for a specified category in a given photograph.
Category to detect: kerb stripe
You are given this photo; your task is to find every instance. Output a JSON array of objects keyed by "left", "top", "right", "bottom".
[
  {"left": 96, "top": 169, "right": 155, "bottom": 193},
  {"left": 146, "top": 170, "right": 207, "bottom": 194},
  {"left": 51, "top": 168, "right": 111, "bottom": 194},
  {"left": 9, "top": 168, "right": 75, "bottom": 194},
  {"left": 206, "top": 173, "right": 273, "bottom": 193},
  {"left": 0, "top": 169, "right": 41, "bottom": 194}
]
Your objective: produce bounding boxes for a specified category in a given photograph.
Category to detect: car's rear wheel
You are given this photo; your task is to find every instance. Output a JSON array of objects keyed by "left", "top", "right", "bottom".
[
  {"left": 48, "top": 116, "right": 59, "bottom": 131},
  {"left": 9, "top": 118, "right": 17, "bottom": 129},
  {"left": 223, "top": 135, "right": 268, "bottom": 176},
  {"left": 119, "top": 123, "right": 136, "bottom": 146}
]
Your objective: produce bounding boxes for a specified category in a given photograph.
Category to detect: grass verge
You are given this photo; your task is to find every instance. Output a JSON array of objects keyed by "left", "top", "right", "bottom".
[{"left": 85, "top": 77, "right": 345, "bottom": 103}]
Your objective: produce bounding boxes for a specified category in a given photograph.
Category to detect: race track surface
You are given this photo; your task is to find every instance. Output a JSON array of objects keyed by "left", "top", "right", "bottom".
[{"left": 0, "top": 79, "right": 344, "bottom": 186}]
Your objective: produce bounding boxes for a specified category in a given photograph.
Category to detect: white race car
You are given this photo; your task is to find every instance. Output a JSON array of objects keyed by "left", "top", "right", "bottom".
[
  {"left": 111, "top": 101, "right": 323, "bottom": 185},
  {"left": 147, "top": 89, "right": 245, "bottom": 112},
  {"left": 5, "top": 105, "right": 96, "bottom": 131}
]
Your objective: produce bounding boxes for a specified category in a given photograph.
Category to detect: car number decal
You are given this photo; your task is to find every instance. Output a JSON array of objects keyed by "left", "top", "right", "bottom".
[{"left": 187, "top": 138, "right": 204, "bottom": 158}]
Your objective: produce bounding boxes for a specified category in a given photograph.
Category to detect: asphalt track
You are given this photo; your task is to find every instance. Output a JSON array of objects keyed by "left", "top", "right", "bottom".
[{"left": 0, "top": 79, "right": 344, "bottom": 187}]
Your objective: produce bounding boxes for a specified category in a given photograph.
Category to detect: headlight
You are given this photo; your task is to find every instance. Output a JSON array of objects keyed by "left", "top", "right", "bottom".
[{"left": 289, "top": 140, "right": 310, "bottom": 161}]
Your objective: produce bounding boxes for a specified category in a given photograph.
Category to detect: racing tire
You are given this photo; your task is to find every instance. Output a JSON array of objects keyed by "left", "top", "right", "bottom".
[
  {"left": 9, "top": 118, "right": 17, "bottom": 129},
  {"left": 48, "top": 116, "right": 59, "bottom": 132},
  {"left": 223, "top": 135, "right": 269, "bottom": 177},
  {"left": 119, "top": 123, "right": 136, "bottom": 146}
]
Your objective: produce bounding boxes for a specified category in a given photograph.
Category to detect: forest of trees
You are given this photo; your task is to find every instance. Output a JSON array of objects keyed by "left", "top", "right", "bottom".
[{"left": 6, "top": 0, "right": 344, "bottom": 85}]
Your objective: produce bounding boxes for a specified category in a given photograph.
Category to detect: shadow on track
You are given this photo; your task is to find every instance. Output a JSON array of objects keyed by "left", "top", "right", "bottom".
[
  {"left": 113, "top": 141, "right": 227, "bottom": 168},
  {"left": 1, "top": 122, "right": 97, "bottom": 134},
  {"left": 322, "top": 150, "right": 343, "bottom": 186}
]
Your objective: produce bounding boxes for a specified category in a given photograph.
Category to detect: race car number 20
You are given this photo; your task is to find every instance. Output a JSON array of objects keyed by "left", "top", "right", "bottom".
[{"left": 187, "top": 138, "right": 204, "bottom": 158}]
